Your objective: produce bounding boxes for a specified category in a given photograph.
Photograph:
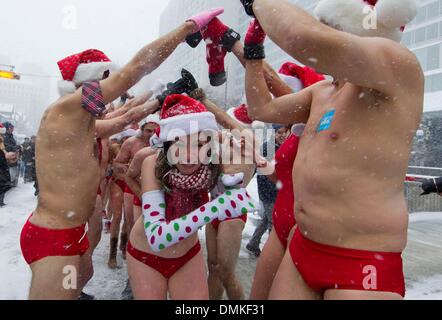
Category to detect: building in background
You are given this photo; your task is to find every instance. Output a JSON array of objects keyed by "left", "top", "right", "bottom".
[
  {"left": 158, "top": 0, "right": 442, "bottom": 166},
  {"left": 0, "top": 62, "right": 50, "bottom": 136}
]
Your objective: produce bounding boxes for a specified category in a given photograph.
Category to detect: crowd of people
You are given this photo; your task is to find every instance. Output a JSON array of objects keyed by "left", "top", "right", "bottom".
[
  {"left": 15, "top": 0, "right": 425, "bottom": 300},
  {"left": 0, "top": 122, "right": 37, "bottom": 207}
]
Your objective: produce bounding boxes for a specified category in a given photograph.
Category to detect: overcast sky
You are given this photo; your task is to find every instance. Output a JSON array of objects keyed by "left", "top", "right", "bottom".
[{"left": 0, "top": 0, "right": 171, "bottom": 83}]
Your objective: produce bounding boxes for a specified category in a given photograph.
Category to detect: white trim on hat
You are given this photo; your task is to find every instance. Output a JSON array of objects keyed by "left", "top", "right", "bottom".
[
  {"left": 314, "top": 0, "right": 417, "bottom": 42},
  {"left": 226, "top": 107, "right": 266, "bottom": 130},
  {"left": 279, "top": 73, "right": 304, "bottom": 93},
  {"left": 58, "top": 61, "right": 118, "bottom": 97},
  {"left": 158, "top": 112, "right": 218, "bottom": 143},
  {"left": 140, "top": 114, "right": 161, "bottom": 127},
  {"left": 73, "top": 61, "right": 118, "bottom": 85}
]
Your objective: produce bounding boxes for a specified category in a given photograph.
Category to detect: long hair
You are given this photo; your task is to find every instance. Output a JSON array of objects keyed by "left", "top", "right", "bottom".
[{"left": 155, "top": 141, "right": 220, "bottom": 192}]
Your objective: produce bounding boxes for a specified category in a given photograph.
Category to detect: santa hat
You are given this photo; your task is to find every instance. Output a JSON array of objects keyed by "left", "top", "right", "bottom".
[
  {"left": 226, "top": 104, "right": 266, "bottom": 129},
  {"left": 279, "top": 62, "right": 326, "bottom": 92},
  {"left": 156, "top": 94, "right": 218, "bottom": 144},
  {"left": 140, "top": 114, "right": 161, "bottom": 128},
  {"left": 314, "top": 0, "right": 418, "bottom": 42},
  {"left": 120, "top": 129, "right": 138, "bottom": 139},
  {"left": 0, "top": 123, "right": 5, "bottom": 135},
  {"left": 57, "top": 49, "right": 117, "bottom": 96}
]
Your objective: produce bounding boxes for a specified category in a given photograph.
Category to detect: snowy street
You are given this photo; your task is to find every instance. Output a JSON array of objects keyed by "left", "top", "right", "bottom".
[{"left": 1, "top": 179, "right": 442, "bottom": 300}]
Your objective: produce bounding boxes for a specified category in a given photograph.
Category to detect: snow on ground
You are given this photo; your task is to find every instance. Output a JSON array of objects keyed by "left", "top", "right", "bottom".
[{"left": 0, "top": 178, "right": 440, "bottom": 299}]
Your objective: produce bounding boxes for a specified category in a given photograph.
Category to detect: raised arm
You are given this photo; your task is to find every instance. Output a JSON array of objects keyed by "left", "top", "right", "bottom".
[
  {"left": 246, "top": 59, "right": 313, "bottom": 125},
  {"left": 62, "top": 8, "right": 225, "bottom": 108},
  {"left": 231, "top": 41, "right": 292, "bottom": 98},
  {"left": 104, "top": 91, "right": 153, "bottom": 120},
  {"left": 95, "top": 99, "right": 160, "bottom": 139},
  {"left": 249, "top": 0, "right": 422, "bottom": 95}
]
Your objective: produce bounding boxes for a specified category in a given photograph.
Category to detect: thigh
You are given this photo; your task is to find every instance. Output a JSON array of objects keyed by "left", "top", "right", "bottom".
[
  {"left": 268, "top": 249, "right": 321, "bottom": 300},
  {"left": 123, "top": 193, "right": 134, "bottom": 216},
  {"left": 88, "top": 196, "right": 103, "bottom": 250},
  {"left": 126, "top": 254, "right": 168, "bottom": 300},
  {"left": 29, "top": 255, "right": 82, "bottom": 300},
  {"left": 216, "top": 220, "right": 245, "bottom": 271},
  {"left": 169, "top": 250, "right": 209, "bottom": 300},
  {"left": 133, "top": 206, "right": 142, "bottom": 222},
  {"left": 205, "top": 223, "right": 218, "bottom": 267},
  {"left": 250, "top": 229, "right": 285, "bottom": 300},
  {"left": 324, "top": 289, "right": 402, "bottom": 300}
]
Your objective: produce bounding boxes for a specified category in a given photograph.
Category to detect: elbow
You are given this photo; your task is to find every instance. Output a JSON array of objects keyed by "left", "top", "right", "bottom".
[{"left": 247, "top": 105, "right": 265, "bottom": 122}]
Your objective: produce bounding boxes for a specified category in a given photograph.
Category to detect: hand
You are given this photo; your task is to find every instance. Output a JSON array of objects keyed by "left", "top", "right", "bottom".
[
  {"left": 245, "top": 19, "right": 266, "bottom": 46},
  {"left": 187, "top": 7, "right": 224, "bottom": 32},
  {"left": 244, "top": 19, "right": 266, "bottom": 60},
  {"left": 5, "top": 152, "right": 17, "bottom": 162},
  {"left": 167, "top": 69, "right": 199, "bottom": 95},
  {"left": 113, "top": 163, "right": 128, "bottom": 179},
  {"left": 150, "top": 80, "right": 165, "bottom": 97}
]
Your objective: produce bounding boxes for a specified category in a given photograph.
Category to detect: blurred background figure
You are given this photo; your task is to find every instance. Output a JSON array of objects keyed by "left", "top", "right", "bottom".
[{"left": 2, "top": 122, "right": 20, "bottom": 188}]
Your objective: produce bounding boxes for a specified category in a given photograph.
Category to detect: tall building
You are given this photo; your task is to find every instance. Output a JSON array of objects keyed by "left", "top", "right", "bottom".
[
  {"left": 402, "top": 0, "right": 442, "bottom": 112},
  {"left": 158, "top": 0, "right": 439, "bottom": 110},
  {"left": 0, "top": 63, "right": 50, "bottom": 136}
]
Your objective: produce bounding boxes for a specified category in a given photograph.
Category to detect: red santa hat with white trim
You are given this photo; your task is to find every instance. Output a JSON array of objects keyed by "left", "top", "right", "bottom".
[
  {"left": 0, "top": 123, "right": 5, "bottom": 135},
  {"left": 57, "top": 49, "right": 118, "bottom": 96},
  {"left": 278, "top": 62, "right": 326, "bottom": 92},
  {"left": 314, "top": 0, "right": 418, "bottom": 42},
  {"left": 155, "top": 94, "right": 218, "bottom": 144},
  {"left": 226, "top": 104, "right": 266, "bottom": 129}
]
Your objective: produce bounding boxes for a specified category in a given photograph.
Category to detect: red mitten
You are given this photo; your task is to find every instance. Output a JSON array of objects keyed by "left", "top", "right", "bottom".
[
  {"left": 244, "top": 19, "right": 266, "bottom": 60},
  {"left": 245, "top": 19, "right": 266, "bottom": 46},
  {"left": 202, "top": 18, "right": 240, "bottom": 86}
]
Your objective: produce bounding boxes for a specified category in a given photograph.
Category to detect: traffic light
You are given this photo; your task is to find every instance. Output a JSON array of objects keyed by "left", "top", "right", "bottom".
[{"left": 0, "top": 65, "right": 20, "bottom": 80}]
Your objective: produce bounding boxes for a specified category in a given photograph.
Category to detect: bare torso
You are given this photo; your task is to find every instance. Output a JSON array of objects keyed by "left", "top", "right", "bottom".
[
  {"left": 293, "top": 81, "right": 423, "bottom": 252},
  {"left": 32, "top": 97, "right": 101, "bottom": 228}
]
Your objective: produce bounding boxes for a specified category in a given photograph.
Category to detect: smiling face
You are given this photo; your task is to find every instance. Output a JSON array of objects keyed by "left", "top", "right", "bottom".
[{"left": 169, "top": 133, "right": 212, "bottom": 175}]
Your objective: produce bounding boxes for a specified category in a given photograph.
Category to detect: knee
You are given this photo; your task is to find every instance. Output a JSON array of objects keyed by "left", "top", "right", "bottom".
[
  {"left": 207, "top": 261, "right": 219, "bottom": 276},
  {"left": 217, "top": 262, "right": 235, "bottom": 282}
]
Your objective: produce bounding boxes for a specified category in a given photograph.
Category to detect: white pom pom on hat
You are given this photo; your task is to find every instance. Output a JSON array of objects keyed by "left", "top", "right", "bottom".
[{"left": 314, "top": 0, "right": 418, "bottom": 42}]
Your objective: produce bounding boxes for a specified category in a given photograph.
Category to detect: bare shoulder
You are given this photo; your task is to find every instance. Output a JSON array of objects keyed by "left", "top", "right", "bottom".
[
  {"left": 141, "top": 153, "right": 159, "bottom": 179},
  {"left": 142, "top": 153, "right": 159, "bottom": 169},
  {"left": 371, "top": 37, "right": 424, "bottom": 89}
]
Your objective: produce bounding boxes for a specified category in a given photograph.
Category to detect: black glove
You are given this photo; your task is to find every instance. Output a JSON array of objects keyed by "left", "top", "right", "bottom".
[
  {"left": 156, "top": 69, "right": 200, "bottom": 106},
  {"left": 186, "top": 32, "right": 203, "bottom": 48},
  {"left": 167, "top": 69, "right": 199, "bottom": 95},
  {"left": 156, "top": 89, "right": 174, "bottom": 107},
  {"left": 240, "top": 0, "right": 255, "bottom": 17}
]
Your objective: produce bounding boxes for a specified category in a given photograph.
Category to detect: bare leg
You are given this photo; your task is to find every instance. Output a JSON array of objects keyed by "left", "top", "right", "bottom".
[
  {"left": 324, "top": 290, "right": 402, "bottom": 300},
  {"left": 126, "top": 253, "right": 168, "bottom": 300},
  {"left": 216, "top": 220, "right": 245, "bottom": 300},
  {"left": 29, "top": 256, "right": 82, "bottom": 300},
  {"left": 123, "top": 193, "right": 135, "bottom": 235},
  {"left": 109, "top": 182, "right": 123, "bottom": 268},
  {"left": 133, "top": 205, "right": 142, "bottom": 223},
  {"left": 169, "top": 251, "right": 209, "bottom": 300},
  {"left": 249, "top": 229, "right": 285, "bottom": 300},
  {"left": 206, "top": 223, "right": 225, "bottom": 300},
  {"left": 78, "top": 196, "right": 103, "bottom": 291},
  {"left": 268, "top": 249, "right": 321, "bottom": 300}
]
